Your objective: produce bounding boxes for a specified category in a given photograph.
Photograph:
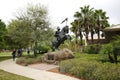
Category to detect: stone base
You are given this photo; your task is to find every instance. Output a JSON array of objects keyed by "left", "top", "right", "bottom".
[{"left": 42, "top": 48, "right": 74, "bottom": 64}]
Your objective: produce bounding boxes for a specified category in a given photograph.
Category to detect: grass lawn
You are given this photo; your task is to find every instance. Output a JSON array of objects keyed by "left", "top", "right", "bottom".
[
  {"left": 74, "top": 52, "right": 120, "bottom": 62},
  {"left": 0, "top": 70, "right": 32, "bottom": 80},
  {"left": 0, "top": 56, "right": 12, "bottom": 62},
  {"left": 0, "top": 51, "right": 12, "bottom": 61},
  {"left": 0, "top": 51, "right": 32, "bottom": 80},
  {"left": 73, "top": 52, "right": 102, "bottom": 62}
]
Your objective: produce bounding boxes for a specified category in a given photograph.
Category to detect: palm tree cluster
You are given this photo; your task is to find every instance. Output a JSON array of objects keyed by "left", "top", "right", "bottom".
[{"left": 71, "top": 5, "right": 110, "bottom": 46}]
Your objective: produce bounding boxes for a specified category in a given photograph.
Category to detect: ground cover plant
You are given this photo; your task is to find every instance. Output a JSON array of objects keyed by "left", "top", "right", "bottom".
[
  {"left": 16, "top": 53, "right": 42, "bottom": 65},
  {"left": 60, "top": 53, "right": 120, "bottom": 80}
]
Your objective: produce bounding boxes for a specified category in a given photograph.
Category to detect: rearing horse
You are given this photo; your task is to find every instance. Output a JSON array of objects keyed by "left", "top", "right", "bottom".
[{"left": 52, "top": 26, "right": 71, "bottom": 51}]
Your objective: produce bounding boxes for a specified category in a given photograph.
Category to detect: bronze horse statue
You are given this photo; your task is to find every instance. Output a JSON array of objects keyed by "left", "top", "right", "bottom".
[{"left": 52, "top": 25, "right": 71, "bottom": 51}]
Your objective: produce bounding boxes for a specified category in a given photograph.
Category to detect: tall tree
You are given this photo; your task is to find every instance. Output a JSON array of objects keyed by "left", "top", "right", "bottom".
[
  {"left": 0, "top": 19, "right": 7, "bottom": 50},
  {"left": 94, "top": 9, "right": 109, "bottom": 42},
  {"left": 71, "top": 20, "right": 79, "bottom": 45},
  {"left": 80, "top": 5, "right": 93, "bottom": 42},
  {"left": 72, "top": 5, "right": 110, "bottom": 45},
  {"left": 8, "top": 4, "right": 54, "bottom": 50},
  {"left": 7, "top": 19, "right": 34, "bottom": 49},
  {"left": 73, "top": 5, "right": 94, "bottom": 45}
]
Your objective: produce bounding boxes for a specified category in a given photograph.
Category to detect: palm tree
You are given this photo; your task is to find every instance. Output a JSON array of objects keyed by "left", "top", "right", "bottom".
[
  {"left": 71, "top": 19, "right": 83, "bottom": 46},
  {"left": 72, "top": 5, "right": 110, "bottom": 45},
  {"left": 94, "top": 9, "right": 109, "bottom": 42},
  {"left": 73, "top": 5, "right": 94, "bottom": 45},
  {"left": 87, "top": 10, "right": 95, "bottom": 43},
  {"left": 73, "top": 11, "right": 84, "bottom": 45},
  {"left": 100, "top": 16, "right": 110, "bottom": 37},
  {"left": 80, "top": 5, "right": 94, "bottom": 42},
  {"left": 71, "top": 20, "right": 79, "bottom": 45},
  {"left": 78, "top": 20, "right": 83, "bottom": 45}
]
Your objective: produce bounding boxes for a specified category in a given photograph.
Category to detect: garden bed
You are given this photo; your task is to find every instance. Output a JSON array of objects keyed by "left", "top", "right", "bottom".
[{"left": 48, "top": 67, "right": 80, "bottom": 79}]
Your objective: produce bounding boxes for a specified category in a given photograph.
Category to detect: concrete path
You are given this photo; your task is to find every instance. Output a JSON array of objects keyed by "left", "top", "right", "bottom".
[
  {"left": 0, "top": 59, "right": 80, "bottom": 80},
  {"left": 28, "top": 63, "right": 59, "bottom": 71}
]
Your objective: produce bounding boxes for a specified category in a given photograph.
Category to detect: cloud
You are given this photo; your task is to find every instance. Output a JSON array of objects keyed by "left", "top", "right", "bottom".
[{"left": 0, "top": 0, "right": 120, "bottom": 26}]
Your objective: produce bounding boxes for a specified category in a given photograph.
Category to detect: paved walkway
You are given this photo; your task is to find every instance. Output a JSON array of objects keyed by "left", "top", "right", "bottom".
[
  {"left": 0, "top": 59, "right": 80, "bottom": 80},
  {"left": 28, "top": 63, "right": 59, "bottom": 71}
]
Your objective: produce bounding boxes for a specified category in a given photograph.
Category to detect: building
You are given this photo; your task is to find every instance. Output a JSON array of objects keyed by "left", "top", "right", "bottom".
[
  {"left": 86, "top": 24, "right": 120, "bottom": 45},
  {"left": 104, "top": 24, "right": 120, "bottom": 43}
]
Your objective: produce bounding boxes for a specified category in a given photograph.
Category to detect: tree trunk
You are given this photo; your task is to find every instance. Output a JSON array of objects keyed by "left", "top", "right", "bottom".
[
  {"left": 97, "top": 20, "right": 100, "bottom": 43},
  {"left": 79, "top": 31, "right": 83, "bottom": 45},
  {"left": 91, "top": 31, "right": 94, "bottom": 44},
  {"left": 86, "top": 33, "right": 89, "bottom": 42},
  {"left": 108, "top": 54, "right": 114, "bottom": 63},
  {"left": 85, "top": 34, "right": 89, "bottom": 46},
  {"left": 113, "top": 52, "right": 118, "bottom": 64},
  {"left": 97, "top": 29, "right": 100, "bottom": 43},
  {"left": 75, "top": 32, "right": 78, "bottom": 44},
  {"left": 34, "top": 41, "right": 38, "bottom": 57},
  {"left": 113, "top": 49, "right": 119, "bottom": 64}
]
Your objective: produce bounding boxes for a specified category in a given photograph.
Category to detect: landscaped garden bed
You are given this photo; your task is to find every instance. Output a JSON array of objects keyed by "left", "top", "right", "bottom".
[{"left": 59, "top": 53, "right": 120, "bottom": 80}]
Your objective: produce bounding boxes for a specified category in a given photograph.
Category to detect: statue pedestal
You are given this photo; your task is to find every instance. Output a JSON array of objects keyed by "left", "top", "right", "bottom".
[{"left": 42, "top": 48, "right": 74, "bottom": 64}]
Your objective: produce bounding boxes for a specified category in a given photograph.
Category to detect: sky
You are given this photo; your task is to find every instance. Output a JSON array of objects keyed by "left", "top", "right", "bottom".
[{"left": 0, "top": 0, "right": 120, "bottom": 28}]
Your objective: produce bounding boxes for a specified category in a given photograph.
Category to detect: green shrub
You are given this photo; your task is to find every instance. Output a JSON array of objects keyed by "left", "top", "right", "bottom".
[
  {"left": 36, "top": 55, "right": 42, "bottom": 62},
  {"left": 60, "top": 60, "right": 74, "bottom": 73},
  {"left": 16, "top": 57, "right": 26, "bottom": 64},
  {"left": 93, "top": 63, "right": 120, "bottom": 80},
  {"left": 83, "top": 44, "right": 102, "bottom": 54},
  {"left": 99, "top": 35, "right": 120, "bottom": 63},
  {"left": 16, "top": 55, "right": 42, "bottom": 65},
  {"left": 25, "top": 58, "right": 36, "bottom": 65},
  {"left": 99, "top": 44, "right": 114, "bottom": 63},
  {"left": 36, "top": 45, "right": 51, "bottom": 54},
  {"left": 99, "top": 40, "right": 120, "bottom": 63},
  {"left": 60, "top": 59, "right": 120, "bottom": 80}
]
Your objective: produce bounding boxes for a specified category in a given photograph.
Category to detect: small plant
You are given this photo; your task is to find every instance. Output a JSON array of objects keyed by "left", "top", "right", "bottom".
[
  {"left": 16, "top": 57, "right": 26, "bottom": 64},
  {"left": 83, "top": 44, "right": 102, "bottom": 54},
  {"left": 100, "top": 36, "right": 120, "bottom": 63},
  {"left": 25, "top": 58, "right": 36, "bottom": 65},
  {"left": 60, "top": 60, "right": 74, "bottom": 73},
  {"left": 36, "top": 55, "right": 42, "bottom": 62},
  {"left": 16, "top": 54, "right": 42, "bottom": 65},
  {"left": 99, "top": 43, "right": 114, "bottom": 63}
]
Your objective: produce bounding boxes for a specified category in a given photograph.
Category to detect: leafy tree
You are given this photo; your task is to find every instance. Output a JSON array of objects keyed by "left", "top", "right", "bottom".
[
  {"left": 18, "top": 4, "right": 53, "bottom": 50},
  {"left": 7, "top": 19, "right": 34, "bottom": 49},
  {"left": 7, "top": 4, "right": 54, "bottom": 51},
  {"left": 0, "top": 19, "right": 7, "bottom": 50}
]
